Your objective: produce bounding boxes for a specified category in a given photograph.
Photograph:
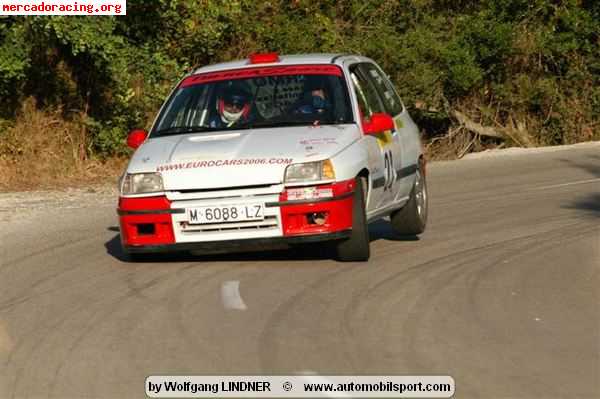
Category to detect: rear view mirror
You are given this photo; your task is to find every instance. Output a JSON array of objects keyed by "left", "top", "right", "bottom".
[
  {"left": 127, "top": 129, "right": 148, "bottom": 149},
  {"left": 362, "top": 113, "right": 395, "bottom": 135}
]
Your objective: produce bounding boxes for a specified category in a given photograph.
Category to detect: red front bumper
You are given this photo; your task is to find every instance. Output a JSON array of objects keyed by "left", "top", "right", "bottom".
[
  {"left": 118, "top": 196, "right": 176, "bottom": 247},
  {"left": 117, "top": 179, "right": 355, "bottom": 250},
  {"left": 278, "top": 179, "right": 355, "bottom": 236}
]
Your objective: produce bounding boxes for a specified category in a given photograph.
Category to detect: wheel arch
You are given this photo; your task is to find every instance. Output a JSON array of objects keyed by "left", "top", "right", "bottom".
[
  {"left": 356, "top": 168, "right": 370, "bottom": 204},
  {"left": 418, "top": 154, "right": 427, "bottom": 176}
]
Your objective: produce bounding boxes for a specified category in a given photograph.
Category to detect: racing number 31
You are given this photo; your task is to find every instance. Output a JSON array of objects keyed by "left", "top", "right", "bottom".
[{"left": 383, "top": 150, "right": 395, "bottom": 191}]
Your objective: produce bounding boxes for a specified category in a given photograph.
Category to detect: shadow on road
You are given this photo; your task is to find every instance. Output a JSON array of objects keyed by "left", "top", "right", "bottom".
[
  {"left": 560, "top": 155, "right": 600, "bottom": 217},
  {"left": 568, "top": 193, "right": 600, "bottom": 216},
  {"left": 105, "top": 220, "right": 419, "bottom": 263},
  {"left": 368, "top": 219, "right": 420, "bottom": 242},
  {"left": 105, "top": 233, "right": 345, "bottom": 263}
]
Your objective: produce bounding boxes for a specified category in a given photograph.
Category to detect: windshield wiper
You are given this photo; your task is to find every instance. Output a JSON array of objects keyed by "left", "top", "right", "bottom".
[
  {"left": 245, "top": 120, "right": 340, "bottom": 129},
  {"left": 154, "top": 126, "right": 221, "bottom": 136}
]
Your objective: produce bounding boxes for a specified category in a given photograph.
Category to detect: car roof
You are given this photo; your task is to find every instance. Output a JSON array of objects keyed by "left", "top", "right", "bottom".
[{"left": 192, "top": 53, "right": 371, "bottom": 75}]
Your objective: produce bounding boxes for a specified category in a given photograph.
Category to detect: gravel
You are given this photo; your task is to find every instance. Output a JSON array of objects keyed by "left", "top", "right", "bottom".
[{"left": 0, "top": 185, "right": 118, "bottom": 223}]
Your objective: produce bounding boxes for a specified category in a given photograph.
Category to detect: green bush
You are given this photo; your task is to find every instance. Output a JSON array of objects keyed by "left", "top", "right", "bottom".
[{"left": 0, "top": 0, "right": 598, "bottom": 155}]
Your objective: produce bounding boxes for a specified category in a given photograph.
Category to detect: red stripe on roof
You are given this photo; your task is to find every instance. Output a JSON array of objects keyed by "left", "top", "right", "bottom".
[{"left": 180, "top": 65, "right": 343, "bottom": 88}]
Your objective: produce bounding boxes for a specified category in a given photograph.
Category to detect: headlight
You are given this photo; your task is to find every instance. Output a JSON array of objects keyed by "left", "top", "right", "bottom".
[
  {"left": 284, "top": 159, "right": 336, "bottom": 183},
  {"left": 121, "top": 173, "right": 164, "bottom": 195}
]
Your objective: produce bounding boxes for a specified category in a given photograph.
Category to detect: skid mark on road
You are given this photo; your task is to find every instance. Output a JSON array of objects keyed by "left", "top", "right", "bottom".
[
  {"left": 464, "top": 223, "right": 597, "bottom": 328},
  {"left": 258, "top": 267, "right": 352, "bottom": 371},
  {"left": 533, "top": 178, "right": 600, "bottom": 190},
  {"left": 1, "top": 233, "right": 100, "bottom": 271},
  {"left": 394, "top": 222, "right": 597, "bottom": 396},
  {"left": 0, "top": 322, "right": 12, "bottom": 355},
  {"left": 165, "top": 267, "right": 234, "bottom": 369},
  {"left": 433, "top": 176, "right": 600, "bottom": 209}
]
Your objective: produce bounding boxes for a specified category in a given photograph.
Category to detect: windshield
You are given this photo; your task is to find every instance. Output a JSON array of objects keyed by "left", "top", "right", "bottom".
[{"left": 152, "top": 65, "right": 353, "bottom": 137}]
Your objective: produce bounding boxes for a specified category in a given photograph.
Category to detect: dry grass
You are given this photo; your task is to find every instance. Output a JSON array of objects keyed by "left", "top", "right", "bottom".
[
  {"left": 0, "top": 98, "right": 128, "bottom": 192},
  {"left": 0, "top": 98, "right": 594, "bottom": 191},
  {"left": 423, "top": 126, "right": 510, "bottom": 161}
]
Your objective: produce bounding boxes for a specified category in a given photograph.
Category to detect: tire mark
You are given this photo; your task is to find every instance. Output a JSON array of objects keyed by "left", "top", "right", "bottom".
[
  {"left": 257, "top": 265, "right": 353, "bottom": 372},
  {"left": 394, "top": 223, "right": 596, "bottom": 395}
]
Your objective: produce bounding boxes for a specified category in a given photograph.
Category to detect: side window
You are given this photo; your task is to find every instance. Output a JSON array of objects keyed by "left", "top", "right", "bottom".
[
  {"left": 358, "top": 63, "right": 403, "bottom": 116},
  {"left": 349, "top": 65, "right": 385, "bottom": 119},
  {"left": 349, "top": 73, "right": 369, "bottom": 119}
]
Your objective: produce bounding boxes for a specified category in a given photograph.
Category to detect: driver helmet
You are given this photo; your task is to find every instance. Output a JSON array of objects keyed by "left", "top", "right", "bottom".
[
  {"left": 304, "top": 77, "right": 330, "bottom": 112},
  {"left": 217, "top": 82, "right": 252, "bottom": 125}
]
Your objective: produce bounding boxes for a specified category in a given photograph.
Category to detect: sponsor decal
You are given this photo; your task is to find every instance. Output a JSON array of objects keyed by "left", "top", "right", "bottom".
[
  {"left": 300, "top": 137, "right": 338, "bottom": 156},
  {"left": 254, "top": 75, "right": 304, "bottom": 119},
  {"left": 395, "top": 116, "right": 404, "bottom": 129},
  {"left": 156, "top": 157, "right": 293, "bottom": 172},
  {"left": 181, "top": 65, "right": 343, "bottom": 87},
  {"left": 299, "top": 138, "right": 338, "bottom": 146},
  {"left": 375, "top": 130, "right": 394, "bottom": 149}
]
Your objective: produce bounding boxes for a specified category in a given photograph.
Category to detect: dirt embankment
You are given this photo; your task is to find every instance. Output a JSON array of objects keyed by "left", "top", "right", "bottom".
[
  {"left": 0, "top": 99, "right": 128, "bottom": 192},
  {"left": 2, "top": 141, "right": 598, "bottom": 225},
  {"left": 0, "top": 185, "right": 118, "bottom": 223}
]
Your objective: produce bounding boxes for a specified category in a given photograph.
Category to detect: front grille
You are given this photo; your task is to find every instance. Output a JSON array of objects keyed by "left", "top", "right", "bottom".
[
  {"left": 170, "top": 189, "right": 283, "bottom": 242},
  {"left": 167, "top": 184, "right": 284, "bottom": 202},
  {"left": 180, "top": 215, "right": 279, "bottom": 234},
  {"left": 174, "top": 183, "right": 275, "bottom": 194}
]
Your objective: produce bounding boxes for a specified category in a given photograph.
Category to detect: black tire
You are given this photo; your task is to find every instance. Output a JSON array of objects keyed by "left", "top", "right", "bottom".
[
  {"left": 335, "top": 177, "right": 370, "bottom": 262},
  {"left": 390, "top": 161, "right": 428, "bottom": 236}
]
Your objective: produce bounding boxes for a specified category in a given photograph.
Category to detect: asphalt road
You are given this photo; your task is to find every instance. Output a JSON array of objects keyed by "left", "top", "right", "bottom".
[{"left": 1, "top": 144, "right": 599, "bottom": 399}]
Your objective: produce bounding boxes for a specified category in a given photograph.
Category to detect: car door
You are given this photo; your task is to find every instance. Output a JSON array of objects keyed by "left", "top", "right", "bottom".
[
  {"left": 349, "top": 64, "right": 401, "bottom": 212},
  {"left": 362, "top": 63, "right": 421, "bottom": 200}
]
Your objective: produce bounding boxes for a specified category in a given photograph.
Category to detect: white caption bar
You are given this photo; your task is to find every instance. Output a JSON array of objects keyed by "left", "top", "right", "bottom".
[
  {"left": 0, "top": 0, "right": 126, "bottom": 15},
  {"left": 146, "top": 376, "right": 455, "bottom": 398}
]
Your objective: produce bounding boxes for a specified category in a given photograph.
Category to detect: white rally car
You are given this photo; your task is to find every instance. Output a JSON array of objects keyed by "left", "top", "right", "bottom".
[{"left": 118, "top": 53, "right": 428, "bottom": 261}]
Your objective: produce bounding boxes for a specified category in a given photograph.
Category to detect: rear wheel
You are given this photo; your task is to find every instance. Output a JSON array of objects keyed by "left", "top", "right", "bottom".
[
  {"left": 390, "top": 160, "right": 428, "bottom": 235},
  {"left": 335, "top": 177, "right": 370, "bottom": 262}
]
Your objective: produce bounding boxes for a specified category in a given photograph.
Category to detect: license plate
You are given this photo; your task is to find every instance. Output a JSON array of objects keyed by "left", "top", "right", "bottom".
[{"left": 187, "top": 204, "right": 264, "bottom": 224}]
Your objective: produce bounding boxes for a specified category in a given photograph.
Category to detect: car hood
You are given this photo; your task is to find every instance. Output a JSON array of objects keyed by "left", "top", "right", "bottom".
[{"left": 127, "top": 124, "right": 359, "bottom": 190}]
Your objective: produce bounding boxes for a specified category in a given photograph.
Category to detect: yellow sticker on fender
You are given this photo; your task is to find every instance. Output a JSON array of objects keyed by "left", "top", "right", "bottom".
[{"left": 375, "top": 130, "right": 394, "bottom": 148}]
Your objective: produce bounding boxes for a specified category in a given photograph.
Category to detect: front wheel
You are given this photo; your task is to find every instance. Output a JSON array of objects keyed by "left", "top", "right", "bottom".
[
  {"left": 390, "top": 161, "right": 428, "bottom": 236},
  {"left": 335, "top": 177, "right": 370, "bottom": 262}
]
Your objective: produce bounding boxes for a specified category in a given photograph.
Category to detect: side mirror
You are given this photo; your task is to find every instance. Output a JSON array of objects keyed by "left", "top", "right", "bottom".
[
  {"left": 127, "top": 129, "right": 148, "bottom": 149},
  {"left": 362, "top": 113, "right": 395, "bottom": 135}
]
